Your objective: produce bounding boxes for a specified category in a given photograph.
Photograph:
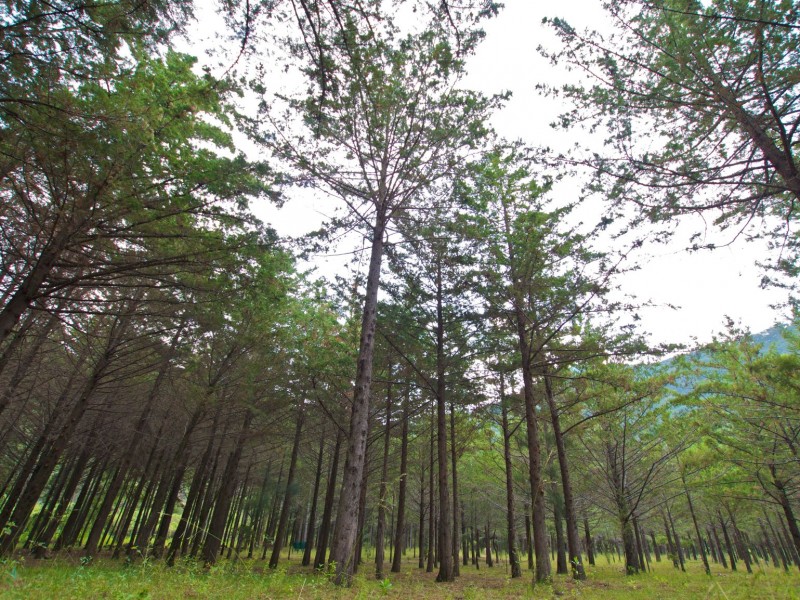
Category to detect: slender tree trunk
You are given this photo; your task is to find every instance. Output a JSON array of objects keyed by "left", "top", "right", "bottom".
[
  {"left": 314, "top": 428, "right": 342, "bottom": 570},
  {"left": 84, "top": 323, "right": 182, "bottom": 557},
  {"left": 0, "top": 306, "right": 136, "bottom": 555},
  {"left": 758, "top": 518, "right": 780, "bottom": 569},
  {"left": 667, "top": 506, "right": 685, "bottom": 572},
  {"left": 718, "top": 512, "right": 737, "bottom": 571},
  {"left": 727, "top": 508, "right": 752, "bottom": 573},
  {"left": 375, "top": 379, "right": 392, "bottom": 580},
  {"left": 543, "top": 370, "right": 585, "bottom": 579},
  {"left": 771, "top": 465, "right": 800, "bottom": 561},
  {"left": 417, "top": 464, "right": 426, "bottom": 570},
  {"left": 711, "top": 524, "right": 728, "bottom": 569},
  {"left": 426, "top": 408, "right": 435, "bottom": 573},
  {"left": 391, "top": 396, "right": 409, "bottom": 573},
  {"left": 229, "top": 471, "right": 252, "bottom": 559},
  {"left": 501, "top": 194, "right": 549, "bottom": 583},
  {"left": 151, "top": 402, "right": 206, "bottom": 558},
  {"left": 203, "top": 410, "right": 252, "bottom": 567},
  {"left": 54, "top": 459, "right": 103, "bottom": 551},
  {"left": 434, "top": 263, "right": 453, "bottom": 583},
  {"left": 450, "top": 400, "right": 460, "bottom": 577},
  {"left": 683, "top": 476, "right": 710, "bottom": 575},
  {"left": 662, "top": 511, "right": 679, "bottom": 569},
  {"left": 525, "top": 507, "right": 534, "bottom": 571},
  {"left": 763, "top": 511, "right": 789, "bottom": 571},
  {"left": 353, "top": 454, "right": 369, "bottom": 570},
  {"left": 777, "top": 511, "right": 800, "bottom": 567},
  {"left": 166, "top": 404, "right": 222, "bottom": 565},
  {"left": 112, "top": 439, "right": 163, "bottom": 559},
  {"left": 484, "top": 522, "right": 493, "bottom": 567},
  {"left": 0, "top": 398, "right": 70, "bottom": 535},
  {"left": 632, "top": 516, "right": 647, "bottom": 573},
  {"left": 499, "top": 374, "right": 521, "bottom": 578},
  {"left": 330, "top": 212, "right": 386, "bottom": 586},
  {"left": 584, "top": 517, "right": 595, "bottom": 566},
  {"left": 33, "top": 440, "right": 94, "bottom": 554},
  {"left": 302, "top": 430, "right": 325, "bottom": 566},
  {"left": 554, "top": 494, "right": 568, "bottom": 575},
  {"left": 269, "top": 400, "right": 305, "bottom": 568},
  {"left": 650, "top": 531, "right": 661, "bottom": 563}
]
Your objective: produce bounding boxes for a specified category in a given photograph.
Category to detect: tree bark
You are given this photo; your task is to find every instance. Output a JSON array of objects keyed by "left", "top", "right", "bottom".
[
  {"left": 434, "top": 262, "right": 453, "bottom": 583},
  {"left": 375, "top": 379, "right": 392, "bottom": 580},
  {"left": 667, "top": 506, "right": 685, "bottom": 572},
  {"left": 584, "top": 517, "right": 595, "bottom": 566},
  {"left": 418, "top": 462, "right": 426, "bottom": 569},
  {"left": 84, "top": 322, "right": 183, "bottom": 557},
  {"left": 166, "top": 404, "right": 223, "bottom": 565},
  {"left": 450, "top": 400, "right": 460, "bottom": 577},
  {"left": 150, "top": 400, "right": 206, "bottom": 558},
  {"left": 314, "top": 428, "right": 342, "bottom": 570},
  {"left": 426, "top": 407, "right": 435, "bottom": 573},
  {"left": 391, "top": 395, "right": 409, "bottom": 573},
  {"left": 302, "top": 430, "right": 325, "bottom": 566},
  {"left": 269, "top": 400, "right": 305, "bottom": 568},
  {"left": 330, "top": 212, "right": 386, "bottom": 586},
  {"left": 203, "top": 410, "right": 252, "bottom": 567},
  {"left": 683, "top": 475, "right": 710, "bottom": 575},
  {"left": 499, "top": 374, "right": 521, "bottom": 578},
  {"left": 544, "top": 370, "right": 585, "bottom": 579},
  {"left": 0, "top": 305, "right": 136, "bottom": 555}
]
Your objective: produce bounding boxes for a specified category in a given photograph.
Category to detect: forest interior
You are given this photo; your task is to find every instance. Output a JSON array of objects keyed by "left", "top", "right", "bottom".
[{"left": 1, "top": 0, "right": 800, "bottom": 598}]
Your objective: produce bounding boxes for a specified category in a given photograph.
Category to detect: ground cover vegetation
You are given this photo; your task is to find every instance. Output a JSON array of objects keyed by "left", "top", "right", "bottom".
[{"left": 0, "top": 0, "right": 798, "bottom": 597}]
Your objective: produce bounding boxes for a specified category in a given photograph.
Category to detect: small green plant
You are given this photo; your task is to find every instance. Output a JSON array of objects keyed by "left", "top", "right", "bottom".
[
  {"left": 2, "top": 521, "right": 14, "bottom": 537},
  {"left": 2, "top": 557, "right": 19, "bottom": 583},
  {"left": 378, "top": 577, "right": 393, "bottom": 594}
]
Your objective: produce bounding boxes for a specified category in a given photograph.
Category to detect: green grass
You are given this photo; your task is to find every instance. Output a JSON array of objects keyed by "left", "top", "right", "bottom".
[{"left": 0, "top": 553, "right": 798, "bottom": 599}]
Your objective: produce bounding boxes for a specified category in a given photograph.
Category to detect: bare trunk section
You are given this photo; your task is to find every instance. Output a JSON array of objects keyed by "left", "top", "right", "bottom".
[
  {"left": 166, "top": 404, "right": 223, "bottom": 565},
  {"left": 269, "top": 399, "right": 305, "bottom": 568},
  {"left": 682, "top": 474, "right": 710, "bottom": 575},
  {"left": 314, "top": 428, "right": 343, "bottom": 570},
  {"left": 0, "top": 305, "right": 136, "bottom": 555},
  {"left": 543, "top": 371, "right": 585, "bottom": 579},
  {"left": 418, "top": 462, "right": 426, "bottom": 569},
  {"left": 83, "top": 323, "right": 183, "bottom": 558},
  {"left": 331, "top": 213, "right": 385, "bottom": 586},
  {"left": 150, "top": 403, "right": 206, "bottom": 558},
  {"left": 770, "top": 465, "right": 800, "bottom": 562},
  {"left": 375, "top": 379, "right": 392, "bottom": 579},
  {"left": 450, "top": 401, "right": 460, "bottom": 577},
  {"left": 391, "top": 395, "right": 409, "bottom": 573},
  {"left": 203, "top": 410, "right": 253, "bottom": 567},
  {"left": 499, "top": 374, "right": 521, "bottom": 578},
  {"left": 302, "top": 430, "right": 326, "bottom": 566},
  {"left": 434, "top": 262, "right": 453, "bottom": 583}
]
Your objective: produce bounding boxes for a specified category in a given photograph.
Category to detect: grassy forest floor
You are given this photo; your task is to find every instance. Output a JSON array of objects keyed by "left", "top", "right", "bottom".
[{"left": 1, "top": 553, "right": 798, "bottom": 599}]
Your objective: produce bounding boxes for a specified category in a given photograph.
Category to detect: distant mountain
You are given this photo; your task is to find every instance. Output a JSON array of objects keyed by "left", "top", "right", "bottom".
[
  {"left": 749, "top": 323, "right": 792, "bottom": 354},
  {"left": 662, "top": 323, "right": 795, "bottom": 396}
]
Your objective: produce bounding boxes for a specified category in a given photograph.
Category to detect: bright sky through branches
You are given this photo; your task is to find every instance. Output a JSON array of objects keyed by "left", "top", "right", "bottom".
[
  {"left": 459, "top": 0, "right": 788, "bottom": 346},
  {"left": 186, "top": 0, "right": 789, "bottom": 347}
]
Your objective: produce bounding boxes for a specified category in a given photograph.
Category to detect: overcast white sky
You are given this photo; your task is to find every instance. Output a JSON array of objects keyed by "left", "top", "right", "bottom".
[
  {"left": 189, "top": 0, "right": 790, "bottom": 347},
  {"left": 457, "top": 0, "right": 790, "bottom": 346}
]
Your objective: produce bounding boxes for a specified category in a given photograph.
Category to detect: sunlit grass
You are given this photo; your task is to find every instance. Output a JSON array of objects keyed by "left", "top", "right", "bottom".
[{"left": 1, "top": 551, "right": 798, "bottom": 599}]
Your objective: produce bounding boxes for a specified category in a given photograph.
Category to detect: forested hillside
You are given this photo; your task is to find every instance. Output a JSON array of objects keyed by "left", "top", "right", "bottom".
[{"left": 0, "top": 0, "right": 798, "bottom": 598}]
